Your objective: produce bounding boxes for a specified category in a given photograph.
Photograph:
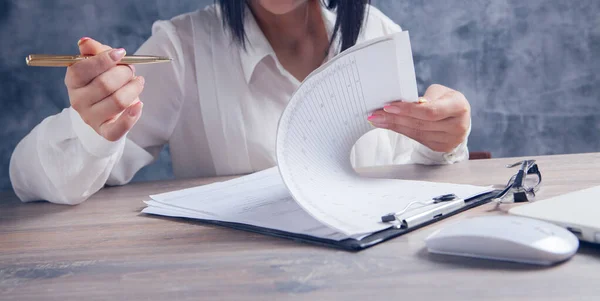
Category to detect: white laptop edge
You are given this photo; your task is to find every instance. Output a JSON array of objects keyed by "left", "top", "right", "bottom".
[{"left": 509, "top": 186, "right": 600, "bottom": 244}]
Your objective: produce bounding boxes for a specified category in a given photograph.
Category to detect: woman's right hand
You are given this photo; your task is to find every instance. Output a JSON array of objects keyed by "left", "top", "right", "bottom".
[{"left": 65, "top": 37, "right": 145, "bottom": 142}]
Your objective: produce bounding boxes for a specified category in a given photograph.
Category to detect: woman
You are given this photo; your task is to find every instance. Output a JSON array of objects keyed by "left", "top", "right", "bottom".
[{"left": 10, "top": 0, "right": 471, "bottom": 205}]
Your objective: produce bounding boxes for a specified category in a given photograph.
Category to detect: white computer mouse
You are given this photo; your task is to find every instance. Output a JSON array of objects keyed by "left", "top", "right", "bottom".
[{"left": 425, "top": 215, "right": 579, "bottom": 265}]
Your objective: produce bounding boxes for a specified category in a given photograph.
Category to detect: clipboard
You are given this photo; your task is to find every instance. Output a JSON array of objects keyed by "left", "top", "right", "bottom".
[{"left": 146, "top": 190, "right": 499, "bottom": 251}]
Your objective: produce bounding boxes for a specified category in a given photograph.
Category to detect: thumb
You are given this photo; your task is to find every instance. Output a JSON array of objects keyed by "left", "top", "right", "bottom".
[
  {"left": 422, "top": 84, "right": 454, "bottom": 102},
  {"left": 77, "top": 37, "right": 112, "bottom": 55}
]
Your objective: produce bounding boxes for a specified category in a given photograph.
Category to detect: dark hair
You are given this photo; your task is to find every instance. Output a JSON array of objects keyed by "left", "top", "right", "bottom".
[{"left": 216, "top": 0, "right": 370, "bottom": 52}]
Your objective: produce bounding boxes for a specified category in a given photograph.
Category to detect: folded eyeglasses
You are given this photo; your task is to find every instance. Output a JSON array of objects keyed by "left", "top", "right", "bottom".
[{"left": 493, "top": 159, "right": 542, "bottom": 204}]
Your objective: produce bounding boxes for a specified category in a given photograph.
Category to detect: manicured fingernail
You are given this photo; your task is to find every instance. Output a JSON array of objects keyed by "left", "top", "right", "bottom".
[
  {"left": 368, "top": 120, "right": 388, "bottom": 128},
  {"left": 110, "top": 48, "right": 126, "bottom": 61},
  {"left": 77, "top": 37, "right": 91, "bottom": 46},
  {"left": 368, "top": 114, "right": 384, "bottom": 123},
  {"left": 383, "top": 105, "right": 401, "bottom": 114},
  {"left": 128, "top": 102, "right": 143, "bottom": 117},
  {"left": 418, "top": 97, "right": 429, "bottom": 103}
]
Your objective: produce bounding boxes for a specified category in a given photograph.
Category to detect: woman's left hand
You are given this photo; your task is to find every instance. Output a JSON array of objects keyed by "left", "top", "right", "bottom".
[{"left": 367, "top": 84, "right": 471, "bottom": 153}]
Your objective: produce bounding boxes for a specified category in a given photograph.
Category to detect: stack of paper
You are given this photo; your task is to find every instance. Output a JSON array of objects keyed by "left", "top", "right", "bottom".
[{"left": 142, "top": 32, "right": 491, "bottom": 240}]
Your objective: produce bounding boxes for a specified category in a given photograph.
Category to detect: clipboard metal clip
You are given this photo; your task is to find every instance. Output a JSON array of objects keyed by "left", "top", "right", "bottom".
[{"left": 380, "top": 194, "right": 465, "bottom": 229}]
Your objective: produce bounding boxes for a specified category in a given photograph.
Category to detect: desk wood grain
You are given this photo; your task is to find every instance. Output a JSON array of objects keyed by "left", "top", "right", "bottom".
[{"left": 2, "top": 153, "right": 600, "bottom": 300}]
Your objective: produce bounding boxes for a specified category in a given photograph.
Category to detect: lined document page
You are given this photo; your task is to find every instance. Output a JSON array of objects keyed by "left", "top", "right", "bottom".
[
  {"left": 276, "top": 32, "right": 490, "bottom": 236},
  {"left": 142, "top": 167, "right": 350, "bottom": 241}
]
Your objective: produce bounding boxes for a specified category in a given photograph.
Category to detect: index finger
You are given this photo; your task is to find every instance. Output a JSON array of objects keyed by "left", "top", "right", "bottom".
[
  {"left": 65, "top": 48, "right": 126, "bottom": 89},
  {"left": 78, "top": 37, "right": 112, "bottom": 55},
  {"left": 384, "top": 91, "right": 469, "bottom": 121}
]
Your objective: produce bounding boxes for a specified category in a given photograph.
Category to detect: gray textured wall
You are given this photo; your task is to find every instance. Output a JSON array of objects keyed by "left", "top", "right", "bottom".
[{"left": 1, "top": 0, "right": 599, "bottom": 192}]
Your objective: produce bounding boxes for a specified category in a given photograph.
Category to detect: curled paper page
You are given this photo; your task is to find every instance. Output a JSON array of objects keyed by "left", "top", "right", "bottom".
[{"left": 276, "top": 32, "right": 480, "bottom": 236}]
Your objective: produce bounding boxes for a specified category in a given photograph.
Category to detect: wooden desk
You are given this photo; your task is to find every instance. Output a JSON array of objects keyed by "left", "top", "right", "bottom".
[{"left": 2, "top": 153, "right": 600, "bottom": 300}]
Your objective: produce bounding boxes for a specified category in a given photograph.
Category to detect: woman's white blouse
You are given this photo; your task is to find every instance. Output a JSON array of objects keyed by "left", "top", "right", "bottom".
[{"left": 9, "top": 4, "right": 469, "bottom": 205}]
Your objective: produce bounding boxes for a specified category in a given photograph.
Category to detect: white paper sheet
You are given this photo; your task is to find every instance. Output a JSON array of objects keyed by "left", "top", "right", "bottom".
[
  {"left": 275, "top": 32, "right": 489, "bottom": 236},
  {"left": 143, "top": 167, "right": 351, "bottom": 241}
]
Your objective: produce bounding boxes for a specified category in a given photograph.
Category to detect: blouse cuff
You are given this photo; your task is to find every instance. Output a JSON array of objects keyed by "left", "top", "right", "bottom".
[{"left": 413, "top": 139, "right": 469, "bottom": 164}]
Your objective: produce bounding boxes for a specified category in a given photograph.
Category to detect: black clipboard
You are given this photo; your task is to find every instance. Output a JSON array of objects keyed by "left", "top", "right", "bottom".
[{"left": 146, "top": 190, "right": 500, "bottom": 251}]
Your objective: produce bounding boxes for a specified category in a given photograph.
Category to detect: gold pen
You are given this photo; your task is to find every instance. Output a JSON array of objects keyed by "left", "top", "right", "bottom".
[{"left": 25, "top": 54, "right": 172, "bottom": 67}]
